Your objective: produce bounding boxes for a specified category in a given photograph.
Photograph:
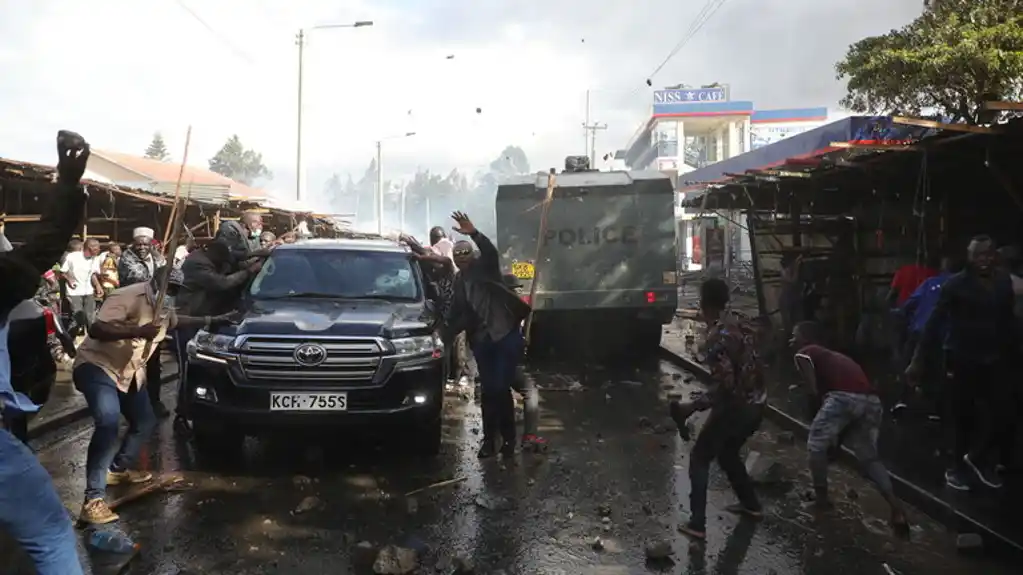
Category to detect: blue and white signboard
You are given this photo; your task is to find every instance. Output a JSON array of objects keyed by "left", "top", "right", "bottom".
[{"left": 653, "top": 88, "right": 726, "bottom": 104}]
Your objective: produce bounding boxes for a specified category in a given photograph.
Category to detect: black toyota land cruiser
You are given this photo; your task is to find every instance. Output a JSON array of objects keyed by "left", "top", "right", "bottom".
[{"left": 184, "top": 238, "right": 446, "bottom": 456}]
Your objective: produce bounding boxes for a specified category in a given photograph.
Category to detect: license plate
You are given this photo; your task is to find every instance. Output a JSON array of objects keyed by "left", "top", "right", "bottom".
[
  {"left": 270, "top": 392, "right": 348, "bottom": 411},
  {"left": 512, "top": 261, "right": 534, "bottom": 279}
]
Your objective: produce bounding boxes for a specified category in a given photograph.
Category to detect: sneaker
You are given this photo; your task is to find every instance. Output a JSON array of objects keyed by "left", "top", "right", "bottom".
[
  {"left": 107, "top": 469, "right": 153, "bottom": 486},
  {"left": 521, "top": 434, "right": 548, "bottom": 452},
  {"left": 79, "top": 499, "right": 119, "bottom": 525},
  {"left": 457, "top": 376, "right": 470, "bottom": 387},
  {"left": 891, "top": 402, "right": 908, "bottom": 417},
  {"left": 724, "top": 503, "right": 763, "bottom": 519},
  {"left": 963, "top": 454, "right": 1003, "bottom": 488},
  {"left": 944, "top": 468, "right": 971, "bottom": 491}
]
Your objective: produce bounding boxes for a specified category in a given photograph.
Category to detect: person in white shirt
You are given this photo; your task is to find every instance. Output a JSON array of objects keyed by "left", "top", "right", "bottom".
[{"left": 60, "top": 237, "right": 101, "bottom": 335}]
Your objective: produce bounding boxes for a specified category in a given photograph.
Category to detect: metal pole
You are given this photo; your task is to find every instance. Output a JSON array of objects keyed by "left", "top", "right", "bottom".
[
  {"left": 295, "top": 29, "right": 305, "bottom": 202},
  {"left": 376, "top": 140, "right": 383, "bottom": 235}
]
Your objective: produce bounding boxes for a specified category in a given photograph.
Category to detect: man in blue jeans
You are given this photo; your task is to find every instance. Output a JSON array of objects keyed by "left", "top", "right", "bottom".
[
  {"left": 1, "top": 130, "right": 91, "bottom": 574},
  {"left": 445, "top": 212, "right": 531, "bottom": 458},
  {"left": 74, "top": 266, "right": 236, "bottom": 525}
]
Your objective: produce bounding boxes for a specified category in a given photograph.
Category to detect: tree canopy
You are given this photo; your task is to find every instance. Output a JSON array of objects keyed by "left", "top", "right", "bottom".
[
  {"left": 208, "top": 135, "right": 272, "bottom": 185},
  {"left": 144, "top": 132, "right": 170, "bottom": 161},
  {"left": 836, "top": 0, "right": 1023, "bottom": 122}
]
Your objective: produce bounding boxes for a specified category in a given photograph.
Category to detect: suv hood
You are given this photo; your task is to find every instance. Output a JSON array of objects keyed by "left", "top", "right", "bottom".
[{"left": 226, "top": 298, "right": 433, "bottom": 338}]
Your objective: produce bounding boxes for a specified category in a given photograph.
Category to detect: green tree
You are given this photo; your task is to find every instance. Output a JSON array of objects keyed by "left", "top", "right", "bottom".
[
  {"left": 144, "top": 132, "right": 170, "bottom": 161},
  {"left": 836, "top": 0, "right": 1023, "bottom": 123},
  {"left": 208, "top": 135, "right": 272, "bottom": 184}
]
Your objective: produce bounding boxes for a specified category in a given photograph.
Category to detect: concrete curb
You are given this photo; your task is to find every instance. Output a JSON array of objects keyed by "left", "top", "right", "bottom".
[
  {"left": 26, "top": 372, "right": 179, "bottom": 441},
  {"left": 658, "top": 345, "right": 1023, "bottom": 562}
]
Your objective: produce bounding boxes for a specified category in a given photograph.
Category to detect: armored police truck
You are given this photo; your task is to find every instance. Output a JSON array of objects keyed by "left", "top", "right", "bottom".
[{"left": 495, "top": 156, "right": 678, "bottom": 352}]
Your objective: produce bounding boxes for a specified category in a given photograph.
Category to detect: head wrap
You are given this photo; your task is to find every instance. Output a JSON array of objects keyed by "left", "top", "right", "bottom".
[
  {"left": 431, "top": 237, "right": 454, "bottom": 260},
  {"left": 133, "top": 227, "right": 155, "bottom": 240}
]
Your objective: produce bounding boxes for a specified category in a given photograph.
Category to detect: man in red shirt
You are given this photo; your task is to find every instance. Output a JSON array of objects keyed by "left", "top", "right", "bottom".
[
  {"left": 791, "top": 321, "right": 909, "bottom": 537},
  {"left": 888, "top": 256, "right": 939, "bottom": 307}
]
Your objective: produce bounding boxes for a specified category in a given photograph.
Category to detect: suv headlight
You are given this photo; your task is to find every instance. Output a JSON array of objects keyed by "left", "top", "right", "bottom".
[
  {"left": 192, "top": 330, "right": 235, "bottom": 353},
  {"left": 390, "top": 334, "right": 442, "bottom": 357}
]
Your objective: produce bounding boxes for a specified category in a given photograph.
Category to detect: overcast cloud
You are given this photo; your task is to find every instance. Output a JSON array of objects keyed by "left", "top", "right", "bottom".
[{"left": 0, "top": 0, "right": 924, "bottom": 206}]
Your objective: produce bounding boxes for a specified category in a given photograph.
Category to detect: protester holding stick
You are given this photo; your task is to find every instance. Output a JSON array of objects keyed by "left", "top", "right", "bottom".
[{"left": 74, "top": 266, "right": 238, "bottom": 525}]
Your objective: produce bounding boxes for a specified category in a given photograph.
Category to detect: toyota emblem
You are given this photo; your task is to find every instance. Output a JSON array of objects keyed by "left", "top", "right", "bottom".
[{"left": 294, "top": 343, "right": 327, "bottom": 367}]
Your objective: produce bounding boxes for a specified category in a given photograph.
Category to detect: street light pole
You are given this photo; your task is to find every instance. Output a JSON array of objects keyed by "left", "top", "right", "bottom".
[
  {"left": 376, "top": 140, "right": 383, "bottom": 235},
  {"left": 295, "top": 20, "right": 373, "bottom": 203},
  {"left": 295, "top": 29, "right": 305, "bottom": 203},
  {"left": 375, "top": 132, "right": 416, "bottom": 235}
]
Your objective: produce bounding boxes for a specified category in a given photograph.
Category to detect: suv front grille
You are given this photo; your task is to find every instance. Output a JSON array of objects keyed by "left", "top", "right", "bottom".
[{"left": 235, "top": 336, "right": 385, "bottom": 386}]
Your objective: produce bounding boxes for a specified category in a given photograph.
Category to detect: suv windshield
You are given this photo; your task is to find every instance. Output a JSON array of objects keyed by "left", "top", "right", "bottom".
[{"left": 250, "top": 249, "right": 421, "bottom": 301}]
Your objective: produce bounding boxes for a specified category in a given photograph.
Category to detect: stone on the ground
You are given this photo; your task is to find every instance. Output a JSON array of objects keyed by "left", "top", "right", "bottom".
[
  {"left": 955, "top": 533, "right": 983, "bottom": 552},
  {"left": 352, "top": 541, "right": 378, "bottom": 567},
  {"left": 745, "top": 451, "right": 785, "bottom": 484},
  {"left": 592, "top": 536, "right": 605, "bottom": 551},
  {"left": 292, "top": 495, "right": 321, "bottom": 514},
  {"left": 373, "top": 545, "right": 418, "bottom": 574},
  {"left": 597, "top": 503, "right": 612, "bottom": 517},
  {"left": 405, "top": 497, "right": 419, "bottom": 515},
  {"left": 292, "top": 475, "right": 312, "bottom": 488},
  {"left": 644, "top": 540, "right": 673, "bottom": 560}
]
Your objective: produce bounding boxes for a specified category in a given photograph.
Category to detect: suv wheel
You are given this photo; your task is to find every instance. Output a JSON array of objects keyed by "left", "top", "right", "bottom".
[
  {"left": 192, "top": 421, "right": 244, "bottom": 456},
  {"left": 409, "top": 415, "right": 442, "bottom": 457}
]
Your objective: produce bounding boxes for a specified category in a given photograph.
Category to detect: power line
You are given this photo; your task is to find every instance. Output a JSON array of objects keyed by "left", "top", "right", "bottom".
[
  {"left": 646, "top": 0, "right": 730, "bottom": 81},
  {"left": 171, "top": 0, "right": 256, "bottom": 65}
]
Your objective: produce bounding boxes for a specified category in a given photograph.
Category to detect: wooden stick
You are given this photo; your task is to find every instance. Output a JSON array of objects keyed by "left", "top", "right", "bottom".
[
  {"left": 982, "top": 100, "right": 1023, "bottom": 111},
  {"left": 404, "top": 476, "right": 467, "bottom": 497},
  {"left": 523, "top": 168, "right": 557, "bottom": 347},
  {"left": 891, "top": 116, "right": 995, "bottom": 135},
  {"left": 162, "top": 131, "right": 192, "bottom": 247},
  {"left": 108, "top": 476, "right": 186, "bottom": 511}
]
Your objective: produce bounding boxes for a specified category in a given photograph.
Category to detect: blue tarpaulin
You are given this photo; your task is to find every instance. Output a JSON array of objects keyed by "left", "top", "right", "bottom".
[{"left": 680, "top": 116, "right": 937, "bottom": 192}]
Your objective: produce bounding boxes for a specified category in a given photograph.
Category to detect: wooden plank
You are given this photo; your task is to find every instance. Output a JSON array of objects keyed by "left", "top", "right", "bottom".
[
  {"left": 829, "top": 141, "right": 918, "bottom": 151},
  {"left": 0, "top": 214, "right": 42, "bottom": 223},
  {"left": 891, "top": 116, "right": 995, "bottom": 134},
  {"left": 982, "top": 101, "right": 1023, "bottom": 112}
]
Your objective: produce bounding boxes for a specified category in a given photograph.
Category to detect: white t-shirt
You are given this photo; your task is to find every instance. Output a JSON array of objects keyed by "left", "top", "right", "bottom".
[{"left": 60, "top": 251, "right": 100, "bottom": 296}]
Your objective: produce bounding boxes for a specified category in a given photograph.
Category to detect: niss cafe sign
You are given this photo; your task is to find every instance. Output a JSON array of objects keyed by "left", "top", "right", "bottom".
[{"left": 653, "top": 87, "right": 726, "bottom": 104}]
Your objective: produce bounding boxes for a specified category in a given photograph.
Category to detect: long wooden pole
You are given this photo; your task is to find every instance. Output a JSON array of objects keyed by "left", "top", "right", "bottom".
[
  {"left": 161, "top": 131, "right": 192, "bottom": 247},
  {"left": 523, "top": 168, "right": 557, "bottom": 347},
  {"left": 141, "top": 128, "right": 193, "bottom": 364}
]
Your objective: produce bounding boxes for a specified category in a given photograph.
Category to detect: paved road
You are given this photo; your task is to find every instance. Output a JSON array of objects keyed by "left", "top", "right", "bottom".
[{"left": 3, "top": 356, "right": 1014, "bottom": 574}]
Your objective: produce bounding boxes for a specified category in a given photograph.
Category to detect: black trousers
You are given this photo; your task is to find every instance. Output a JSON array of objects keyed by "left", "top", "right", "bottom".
[
  {"left": 688, "top": 401, "right": 763, "bottom": 530},
  {"left": 145, "top": 345, "right": 163, "bottom": 408},
  {"left": 945, "top": 354, "right": 1010, "bottom": 470}
]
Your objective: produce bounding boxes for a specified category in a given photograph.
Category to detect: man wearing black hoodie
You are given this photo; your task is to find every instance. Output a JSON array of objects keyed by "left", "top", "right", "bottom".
[
  {"left": 1, "top": 130, "right": 90, "bottom": 574},
  {"left": 444, "top": 212, "right": 531, "bottom": 458}
]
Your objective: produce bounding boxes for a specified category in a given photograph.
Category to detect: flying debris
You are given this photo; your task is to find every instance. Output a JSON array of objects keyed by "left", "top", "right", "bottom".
[
  {"left": 446, "top": 54, "right": 455, "bottom": 59},
  {"left": 475, "top": 107, "right": 482, "bottom": 114},
  {"left": 645, "top": 79, "right": 652, "bottom": 86}
]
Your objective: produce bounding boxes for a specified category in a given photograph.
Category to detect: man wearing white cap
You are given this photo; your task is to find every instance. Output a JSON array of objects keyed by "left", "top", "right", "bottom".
[{"left": 118, "top": 227, "right": 170, "bottom": 417}]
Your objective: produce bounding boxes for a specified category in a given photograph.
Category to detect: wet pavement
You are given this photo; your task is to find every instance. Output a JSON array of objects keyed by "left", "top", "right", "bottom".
[{"left": 3, "top": 353, "right": 1017, "bottom": 574}]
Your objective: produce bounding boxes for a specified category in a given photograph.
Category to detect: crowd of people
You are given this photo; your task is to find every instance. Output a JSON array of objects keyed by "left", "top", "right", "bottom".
[{"left": 0, "top": 131, "right": 549, "bottom": 572}]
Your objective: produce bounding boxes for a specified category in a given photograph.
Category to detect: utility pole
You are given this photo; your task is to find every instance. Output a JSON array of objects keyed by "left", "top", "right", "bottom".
[
  {"left": 582, "top": 89, "right": 608, "bottom": 168},
  {"left": 583, "top": 121, "right": 607, "bottom": 168},
  {"left": 295, "top": 29, "right": 305, "bottom": 202}
]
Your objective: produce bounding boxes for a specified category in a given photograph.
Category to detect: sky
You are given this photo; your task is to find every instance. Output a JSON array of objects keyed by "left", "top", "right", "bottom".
[{"left": 0, "top": 0, "right": 925, "bottom": 207}]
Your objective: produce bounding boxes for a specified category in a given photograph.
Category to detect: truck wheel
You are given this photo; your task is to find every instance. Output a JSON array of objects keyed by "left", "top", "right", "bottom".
[
  {"left": 409, "top": 415, "right": 442, "bottom": 457},
  {"left": 637, "top": 321, "right": 663, "bottom": 350}
]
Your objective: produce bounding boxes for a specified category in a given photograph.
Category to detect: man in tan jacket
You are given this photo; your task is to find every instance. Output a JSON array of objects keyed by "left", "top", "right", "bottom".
[{"left": 73, "top": 266, "right": 235, "bottom": 525}]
